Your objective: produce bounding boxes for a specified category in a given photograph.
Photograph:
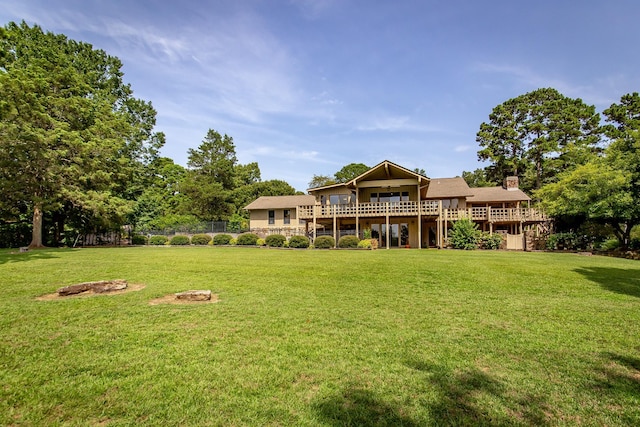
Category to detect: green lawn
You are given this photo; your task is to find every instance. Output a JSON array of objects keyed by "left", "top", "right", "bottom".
[{"left": 1, "top": 247, "right": 639, "bottom": 426}]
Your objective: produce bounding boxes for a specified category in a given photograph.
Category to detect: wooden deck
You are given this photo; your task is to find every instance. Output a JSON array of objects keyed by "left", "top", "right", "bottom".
[{"left": 297, "top": 202, "right": 545, "bottom": 223}]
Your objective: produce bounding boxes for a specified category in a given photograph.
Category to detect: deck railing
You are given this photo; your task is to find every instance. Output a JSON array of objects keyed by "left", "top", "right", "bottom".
[{"left": 297, "top": 203, "right": 545, "bottom": 222}]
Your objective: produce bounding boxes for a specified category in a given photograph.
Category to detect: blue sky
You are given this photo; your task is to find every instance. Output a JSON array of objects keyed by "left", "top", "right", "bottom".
[{"left": 2, "top": 1, "right": 639, "bottom": 191}]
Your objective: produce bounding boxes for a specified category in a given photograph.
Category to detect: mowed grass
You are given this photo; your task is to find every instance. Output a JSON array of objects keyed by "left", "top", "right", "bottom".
[{"left": 1, "top": 247, "right": 639, "bottom": 426}]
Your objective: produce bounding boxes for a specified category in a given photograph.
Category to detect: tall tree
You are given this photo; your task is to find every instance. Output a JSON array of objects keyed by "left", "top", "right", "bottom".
[
  {"left": 334, "top": 163, "right": 370, "bottom": 183},
  {"left": 186, "top": 129, "right": 237, "bottom": 190},
  {"left": 461, "top": 169, "right": 497, "bottom": 188},
  {"left": 308, "top": 175, "right": 336, "bottom": 189},
  {"left": 476, "top": 88, "right": 600, "bottom": 192},
  {"left": 180, "top": 129, "right": 238, "bottom": 221},
  {"left": 537, "top": 93, "right": 640, "bottom": 248},
  {"left": 0, "top": 22, "right": 164, "bottom": 247}
]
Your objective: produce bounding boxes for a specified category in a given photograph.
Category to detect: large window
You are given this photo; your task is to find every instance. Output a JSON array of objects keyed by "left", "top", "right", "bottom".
[
  {"left": 268, "top": 210, "right": 275, "bottom": 225},
  {"left": 370, "top": 191, "right": 409, "bottom": 202},
  {"left": 329, "top": 194, "right": 350, "bottom": 205},
  {"left": 283, "top": 209, "right": 290, "bottom": 225}
]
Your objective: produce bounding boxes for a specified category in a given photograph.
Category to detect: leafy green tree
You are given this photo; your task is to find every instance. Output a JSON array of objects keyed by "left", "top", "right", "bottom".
[
  {"left": 476, "top": 88, "right": 600, "bottom": 192},
  {"left": 234, "top": 162, "right": 261, "bottom": 187},
  {"left": 537, "top": 93, "right": 640, "bottom": 248},
  {"left": 334, "top": 163, "right": 370, "bottom": 183},
  {"left": 0, "top": 22, "right": 164, "bottom": 247},
  {"left": 308, "top": 174, "right": 336, "bottom": 189},
  {"left": 232, "top": 179, "right": 298, "bottom": 217},
  {"left": 187, "top": 129, "right": 237, "bottom": 190},
  {"left": 130, "top": 157, "right": 187, "bottom": 230},
  {"left": 179, "top": 129, "right": 239, "bottom": 221},
  {"left": 461, "top": 169, "right": 498, "bottom": 188}
]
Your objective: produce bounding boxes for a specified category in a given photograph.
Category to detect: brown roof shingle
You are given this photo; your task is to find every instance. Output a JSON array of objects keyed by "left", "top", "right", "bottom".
[
  {"left": 425, "top": 177, "right": 473, "bottom": 199},
  {"left": 244, "top": 195, "right": 316, "bottom": 210},
  {"left": 466, "top": 187, "right": 531, "bottom": 203}
]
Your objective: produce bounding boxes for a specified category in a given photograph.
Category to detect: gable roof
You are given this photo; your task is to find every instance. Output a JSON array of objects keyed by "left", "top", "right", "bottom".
[
  {"left": 425, "top": 177, "right": 473, "bottom": 199},
  {"left": 349, "top": 160, "right": 429, "bottom": 184},
  {"left": 466, "top": 187, "right": 531, "bottom": 203},
  {"left": 244, "top": 195, "right": 316, "bottom": 210},
  {"left": 307, "top": 160, "right": 429, "bottom": 192}
]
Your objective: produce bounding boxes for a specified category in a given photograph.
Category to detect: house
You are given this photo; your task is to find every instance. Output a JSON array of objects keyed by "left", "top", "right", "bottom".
[{"left": 244, "top": 160, "right": 546, "bottom": 249}]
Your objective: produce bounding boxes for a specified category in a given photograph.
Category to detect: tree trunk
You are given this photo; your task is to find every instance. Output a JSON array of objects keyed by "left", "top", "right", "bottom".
[
  {"left": 29, "top": 205, "right": 45, "bottom": 248},
  {"left": 612, "top": 222, "right": 633, "bottom": 250}
]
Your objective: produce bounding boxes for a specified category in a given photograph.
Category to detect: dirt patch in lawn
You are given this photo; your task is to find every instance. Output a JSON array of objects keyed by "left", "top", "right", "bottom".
[
  {"left": 36, "top": 283, "right": 146, "bottom": 301},
  {"left": 148, "top": 293, "right": 220, "bottom": 305}
]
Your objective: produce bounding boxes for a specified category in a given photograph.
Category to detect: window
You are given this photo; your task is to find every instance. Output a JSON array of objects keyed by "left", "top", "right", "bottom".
[
  {"left": 329, "top": 194, "right": 350, "bottom": 205},
  {"left": 268, "top": 210, "right": 275, "bottom": 225},
  {"left": 283, "top": 209, "right": 290, "bottom": 225},
  {"left": 442, "top": 199, "right": 459, "bottom": 209},
  {"left": 373, "top": 191, "right": 405, "bottom": 203}
]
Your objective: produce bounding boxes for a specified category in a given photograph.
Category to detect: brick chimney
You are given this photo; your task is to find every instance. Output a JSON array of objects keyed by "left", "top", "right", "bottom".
[{"left": 504, "top": 176, "right": 519, "bottom": 191}]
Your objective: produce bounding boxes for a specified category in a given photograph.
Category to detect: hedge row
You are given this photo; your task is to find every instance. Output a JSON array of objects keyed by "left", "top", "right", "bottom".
[{"left": 139, "top": 233, "right": 377, "bottom": 249}]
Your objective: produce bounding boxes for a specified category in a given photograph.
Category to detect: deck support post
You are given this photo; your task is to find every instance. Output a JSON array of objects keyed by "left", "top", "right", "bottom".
[
  {"left": 385, "top": 202, "right": 390, "bottom": 249},
  {"left": 313, "top": 203, "right": 317, "bottom": 242},
  {"left": 333, "top": 205, "right": 337, "bottom": 248},
  {"left": 417, "top": 182, "right": 422, "bottom": 249},
  {"left": 355, "top": 189, "right": 360, "bottom": 239}
]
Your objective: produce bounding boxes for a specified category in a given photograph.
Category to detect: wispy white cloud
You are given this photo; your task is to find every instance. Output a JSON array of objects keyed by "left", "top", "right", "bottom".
[
  {"left": 473, "top": 62, "right": 628, "bottom": 107},
  {"left": 455, "top": 145, "right": 471, "bottom": 153}
]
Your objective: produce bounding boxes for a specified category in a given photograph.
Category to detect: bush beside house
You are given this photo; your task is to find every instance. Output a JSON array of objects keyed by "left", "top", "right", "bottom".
[
  {"left": 314, "top": 236, "right": 335, "bottom": 249},
  {"left": 191, "top": 234, "right": 212, "bottom": 245},
  {"left": 169, "top": 235, "right": 191, "bottom": 245},
  {"left": 213, "top": 234, "right": 233, "bottom": 245},
  {"left": 149, "top": 235, "right": 168, "bottom": 245},
  {"left": 236, "top": 233, "right": 259, "bottom": 246},
  {"left": 338, "top": 235, "right": 360, "bottom": 248},
  {"left": 288, "top": 235, "right": 310, "bottom": 248},
  {"left": 265, "top": 234, "right": 286, "bottom": 247}
]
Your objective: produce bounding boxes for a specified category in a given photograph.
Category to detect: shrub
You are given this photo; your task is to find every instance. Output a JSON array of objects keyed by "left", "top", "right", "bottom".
[
  {"left": 630, "top": 237, "right": 640, "bottom": 251},
  {"left": 169, "top": 235, "right": 191, "bottom": 245},
  {"left": 338, "top": 235, "right": 360, "bottom": 248},
  {"left": 213, "top": 234, "right": 232, "bottom": 245},
  {"left": 265, "top": 234, "right": 286, "bottom": 247},
  {"left": 314, "top": 236, "right": 335, "bottom": 249},
  {"left": 256, "top": 238, "right": 266, "bottom": 246},
  {"left": 479, "top": 232, "right": 503, "bottom": 250},
  {"left": 236, "top": 233, "right": 259, "bottom": 246},
  {"left": 229, "top": 238, "right": 237, "bottom": 245},
  {"left": 131, "top": 234, "right": 148, "bottom": 245},
  {"left": 149, "top": 235, "right": 168, "bottom": 245},
  {"left": 449, "top": 218, "right": 480, "bottom": 250},
  {"left": 547, "top": 232, "right": 582, "bottom": 250},
  {"left": 191, "top": 234, "right": 212, "bottom": 245},
  {"left": 357, "top": 239, "right": 372, "bottom": 249},
  {"left": 288, "top": 235, "right": 310, "bottom": 248},
  {"left": 228, "top": 213, "right": 249, "bottom": 233},
  {"left": 362, "top": 228, "right": 372, "bottom": 239},
  {"left": 599, "top": 238, "right": 620, "bottom": 251}
]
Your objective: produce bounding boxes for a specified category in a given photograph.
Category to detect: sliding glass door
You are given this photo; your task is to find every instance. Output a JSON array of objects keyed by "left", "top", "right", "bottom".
[{"left": 370, "top": 223, "right": 408, "bottom": 247}]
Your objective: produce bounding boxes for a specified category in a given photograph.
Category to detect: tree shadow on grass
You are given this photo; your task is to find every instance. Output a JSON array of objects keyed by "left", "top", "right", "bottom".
[
  {"left": 592, "top": 352, "right": 640, "bottom": 394},
  {"left": 312, "top": 362, "right": 551, "bottom": 426},
  {"left": 587, "top": 352, "right": 640, "bottom": 423},
  {"left": 312, "top": 386, "right": 418, "bottom": 427},
  {"left": 0, "top": 248, "right": 61, "bottom": 265},
  {"left": 406, "top": 360, "right": 551, "bottom": 426},
  {"left": 574, "top": 267, "right": 640, "bottom": 298}
]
